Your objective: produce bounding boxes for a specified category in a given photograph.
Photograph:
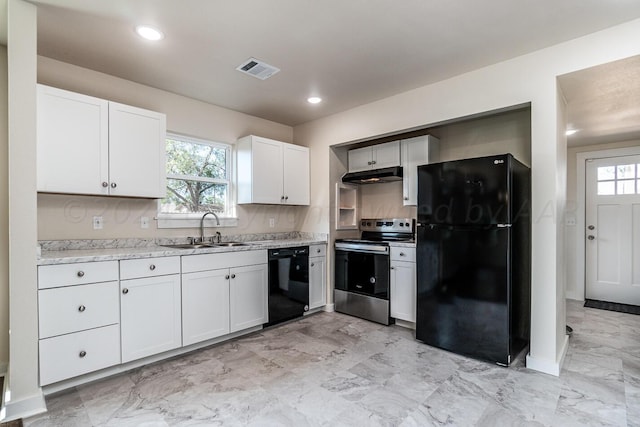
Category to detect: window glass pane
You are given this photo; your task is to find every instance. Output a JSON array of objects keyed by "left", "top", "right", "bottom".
[
  {"left": 598, "top": 181, "right": 615, "bottom": 195},
  {"left": 617, "top": 179, "right": 636, "bottom": 195},
  {"left": 617, "top": 164, "right": 636, "bottom": 179},
  {"left": 161, "top": 178, "right": 227, "bottom": 213},
  {"left": 598, "top": 166, "right": 615, "bottom": 181},
  {"left": 166, "top": 138, "right": 227, "bottom": 179}
]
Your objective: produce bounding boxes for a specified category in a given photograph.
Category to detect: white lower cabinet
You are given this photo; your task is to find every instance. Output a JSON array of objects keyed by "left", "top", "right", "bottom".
[
  {"left": 120, "top": 274, "right": 182, "bottom": 363},
  {"left": 181, "top": 250, "right": 268, "bottom": 346},
  {"left": 182, "top": 269, "right": 230, "bottom": 346},
  {"left": 309, "top": 244, "right": 327, "bottom": 310},
  {"left": 390, "top": 247, "right": 417, "bottom": 323},
  {"left": 230, "top": 264, "right": 268, "bottom": 332},
  {"left": 39, "top": 324, "right": 121, "bottom": 386}
]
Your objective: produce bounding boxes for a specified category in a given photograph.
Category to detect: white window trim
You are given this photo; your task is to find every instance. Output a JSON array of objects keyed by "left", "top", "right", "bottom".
[{"left": 158, "top": 132, "right": 237, "bottom": 229}]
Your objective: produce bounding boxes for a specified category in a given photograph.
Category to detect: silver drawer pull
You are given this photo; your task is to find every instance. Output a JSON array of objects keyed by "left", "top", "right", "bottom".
[
  {"left": 102, "top": 182, "right": 108, "bottom": 188},
  {"left": 79, "top": 350, "right": 87, "bottom": 358},
  {"left": 231, "top": 274, "right": 236, "bottom": 279},
  {"left": 110, "top": 182, "right": 117, "bottom": 188},
  {"left": 225, "top": 275, "right": 230, "bottom": 280},
  {"left": 78, "top": 305, "right": 86, "bottom": 312},
  {"left": 77, "top": 271, "right": 85, "bottom": 278},
  {"left": 122, "top": 288, "right": 129, "bottom": 294},
  {"left": 149, "top": 264, "right": 156, "bottom": 271}
]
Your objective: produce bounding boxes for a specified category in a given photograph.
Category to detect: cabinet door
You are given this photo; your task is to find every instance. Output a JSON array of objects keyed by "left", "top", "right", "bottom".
[
  {"left": 108, "top": 102, "right": 167, "bottom": 198},
  {"left": 390, "top": 261, "right": 416, "bottom": 322},
  {"left": 282, "top": 143, "right": 310, "bottom": 205},
  {"left": 182, "top": 269, "right": 230, "bottom": 346},
  {"left": 230, "top": 264, "right": 268, "bottom": 333},
  {"left": 309, "top": 256, "right": 326, "bottom": 310},
  {"left": 37, "top": 84, "right": 109, "bottom": 195},
  {"left": 401, "top": 136, "right": 438, "bottom": 206},
  {"left": 348, "top": 146, "right": 373, "bottom": 172},
  {"left": 247, "top": 136, "right": 284, "bottom": 204},
  {"left": 121, "top": 274, "right": 181, "bottom": 363},
  {"left": 372, "top": 141, "right": 401, "bottom": 169}
]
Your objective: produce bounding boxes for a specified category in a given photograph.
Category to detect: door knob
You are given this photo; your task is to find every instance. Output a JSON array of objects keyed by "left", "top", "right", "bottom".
[
  {"left": 588, "top": 225, "right": 595, "bottom": 230},
  {"left": 588, "top": 235, "right": 595, "bottom": 240}
]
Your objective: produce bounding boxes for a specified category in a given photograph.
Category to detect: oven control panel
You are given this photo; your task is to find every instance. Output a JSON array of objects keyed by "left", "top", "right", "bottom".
[{"left": 360, "top": 218, "right": 414, "bottom": 233}]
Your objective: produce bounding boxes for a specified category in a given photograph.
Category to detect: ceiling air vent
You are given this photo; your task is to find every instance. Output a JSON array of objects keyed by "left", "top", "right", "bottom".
[{"left": 236, "top": 57, "right": 280, "bottom": 80}]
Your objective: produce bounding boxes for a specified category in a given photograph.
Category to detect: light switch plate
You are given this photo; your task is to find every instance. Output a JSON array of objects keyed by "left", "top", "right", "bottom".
[
  {"left": 269, "top": 218, "right": 275, "bottom": 228},
  {"left": 93, "top": 216, "right": 103, "bottom": 230}
]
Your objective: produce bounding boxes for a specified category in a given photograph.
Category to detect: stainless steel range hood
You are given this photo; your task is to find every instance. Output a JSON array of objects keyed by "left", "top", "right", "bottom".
[{"left": 341, "top": 166, "right": 403, "bottom": 184}]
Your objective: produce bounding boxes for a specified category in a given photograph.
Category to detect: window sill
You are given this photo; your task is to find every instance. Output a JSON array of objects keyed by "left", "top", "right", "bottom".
[{"left": 157, "top": 215, "right": 239, "bottom": 229}]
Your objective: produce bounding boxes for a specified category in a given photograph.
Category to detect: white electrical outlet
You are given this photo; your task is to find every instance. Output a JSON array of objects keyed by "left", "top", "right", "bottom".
[
  {"left": 141, "top": 216, "right": 150, "bottom": 229},
  {"left": 269, "top": 218, "right": 275, "bottom": 228},
  {"left": 93, "top": 216, "right": 103, "bottom": 230}
]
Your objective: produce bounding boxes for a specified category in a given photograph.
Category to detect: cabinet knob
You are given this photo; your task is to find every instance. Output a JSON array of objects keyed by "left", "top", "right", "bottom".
[
  {"left": 225, "top": 274, "right": 230, "bottom": 280},
  {"left": 404, "top": 197, "right": 409, "bottom": 201},
  {"left": 367, "top": 161, "right": 372, "bottom": 165},
  {"left": 79, "top": 350, "right": 87, "bottom": 358},
  {"left": 122, "top": 288, "right": 129, "bottom": 294},
  {"left": 316, "top": 248, "right": 321, "bottom": 254},
  {"left": 77, "top": 271, "right": 85, "bottom": 278},
  {"left": 588, "top": 225, "right": 595, "bottom": 230},
  {"left": 285, "top": 196, "right": 289, "bottom": 201},
  {"left": 231, "top": 274, "right": 236, "bottom": 279},
  {"left": 110, "top": 182, "right": 117, "bottom": 188},
  {"left": 281, "top": 196, "right": 285, "bottom": 200},
  {"left": 371, "top": 160, "right": 377, "bottom": 165},
  {"left": 311, "top": 263, "right": 315, "bottom": 267},
  {"left": 588, "top": 235, "right": 595, "bottom": 240},
  {"left": 78, "top": 305, "right": 86, "bottom": 312},
  {"left": 102, "top": 182, "right": 108, "bottom": 188},
  {"left": 149, "top": 264, "right": 156, "bottom": 271},
  {"left": 390, "top": 266, "right": 395, "bottom": 270},
  {"left": 400, "top": 252, "right": 405, "bottom": 257}
]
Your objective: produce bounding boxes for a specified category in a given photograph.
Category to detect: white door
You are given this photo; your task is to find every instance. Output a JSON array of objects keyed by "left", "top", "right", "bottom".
[
  {"left": 390, "top": 261, "right": 416, "bottom": 322},
  {"left": 282, "top": 143, "right": 310, "bottom": 205},
  {"left": 182, "top": 269, "right": 230, "bottom": 346},
  {"left": 586, "top": 155, "right": 640, "bottom": 305},
  {"left": 309, "top": 256, "right": 326, "bottom": 309},
  {"left": 372, "top": 141, "right": 401, "bottom": 169},
  {"left": 250, "top": 137, "right": 284, "bottom": 204},
  {"left": 229, "top": 264, "right": 268, "bottom": 332},
  {"left": 348, "top": 146, "right": 373, "bottom": 172}
]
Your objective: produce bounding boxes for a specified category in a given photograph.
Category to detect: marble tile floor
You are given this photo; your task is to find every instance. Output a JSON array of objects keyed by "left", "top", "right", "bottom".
[{"left": 25, "top": 300, "right": 640, "bottom": 426}]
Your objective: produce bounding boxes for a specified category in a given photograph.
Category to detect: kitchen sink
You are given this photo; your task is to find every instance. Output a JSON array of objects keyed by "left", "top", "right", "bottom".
[
  {"left": 160, "top": 243, "right": 215, "bottom": 249},
  {"left": 212, "top": 242, "right": 249, "bottom": 247}
]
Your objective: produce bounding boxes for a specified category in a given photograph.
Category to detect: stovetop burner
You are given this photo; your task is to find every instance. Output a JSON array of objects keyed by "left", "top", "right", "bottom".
[{"left": 337, "top": 218, "right": 415, "bottom": 244}]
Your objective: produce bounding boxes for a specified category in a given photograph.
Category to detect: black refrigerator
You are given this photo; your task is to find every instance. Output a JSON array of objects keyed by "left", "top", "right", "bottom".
[{"left": 416, "top": 154, "right": 531, "bottom": 366}]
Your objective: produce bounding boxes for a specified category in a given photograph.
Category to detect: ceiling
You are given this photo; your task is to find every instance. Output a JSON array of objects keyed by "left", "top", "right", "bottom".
[{"left": 23, "top": 0, "right": 640, "bottom": 131}]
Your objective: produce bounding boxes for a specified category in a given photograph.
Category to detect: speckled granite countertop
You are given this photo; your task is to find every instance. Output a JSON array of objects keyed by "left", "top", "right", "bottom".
[{"left": 38, "top": 234, "right": 327, "bottom": 265}]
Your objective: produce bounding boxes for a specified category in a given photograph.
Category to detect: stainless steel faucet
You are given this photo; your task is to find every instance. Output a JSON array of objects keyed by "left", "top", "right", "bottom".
[{"left": 199, "top": 211, "right": 220, "bottom": 243}]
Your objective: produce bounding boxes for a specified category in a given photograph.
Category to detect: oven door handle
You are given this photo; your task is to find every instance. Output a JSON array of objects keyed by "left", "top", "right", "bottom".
[{"left": 335, "top": 243, "right": 389, "bottom": 254}]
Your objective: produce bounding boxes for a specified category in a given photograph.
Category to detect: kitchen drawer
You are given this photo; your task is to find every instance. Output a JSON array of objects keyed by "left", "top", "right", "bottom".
[
  {"left": 390, "top": 247, "right": 416, "bottom": 262},
  {"left": 38, "top": 261, "right": 118, "bottom": 290},
  {"left": 182, "top": 250, "right": 267, "bottom": 274},
  {"left": 309, "top": 244, "right": 326, "bottom": 257},
  {"left": 39, "top": 324, "right": 121, "bottom": 386},
  {"left": 39, "top": 281, "right": 120, "bottom": 339},
  {"left": 120, "top": 256, "right": 180, "bottom": 280}
]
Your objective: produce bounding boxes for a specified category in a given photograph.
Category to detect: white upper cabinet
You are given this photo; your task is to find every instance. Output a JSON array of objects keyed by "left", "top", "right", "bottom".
[
  {"left": 237, "top": 135, "right": 310, "bottom": 205},
  {"left": 348, "top": 141, "right": 401, "bottom": 173},
  {"left": 37, "top": 84, "right": 166, "bottom": 198},
  {"left": 401, "top": 135, "right": 439, "bottom": 206}
]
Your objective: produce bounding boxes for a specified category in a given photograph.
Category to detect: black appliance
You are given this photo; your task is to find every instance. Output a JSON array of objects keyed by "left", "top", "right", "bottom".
[
  {"left": 416, "top": 154, "right": 531, "bottom": 366},
  {"left": 267, "top": 246, "right": 309, "bottom": 327},
  {"left": 335, "top": 218, "right": 415, "bottom": 325},
  {"left": 342, "top": 166, "right": 403, "bottom": 184}
]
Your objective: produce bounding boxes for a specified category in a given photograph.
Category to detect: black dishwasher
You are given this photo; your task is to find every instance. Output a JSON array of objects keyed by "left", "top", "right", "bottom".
[{"left": 266, "top": 246, "right": 309, "bottom": 326}]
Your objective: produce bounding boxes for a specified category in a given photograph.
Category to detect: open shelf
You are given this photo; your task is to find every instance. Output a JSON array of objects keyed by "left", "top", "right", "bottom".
[{"left": 336, "top": 182, "right": 358, "bottom": 230}]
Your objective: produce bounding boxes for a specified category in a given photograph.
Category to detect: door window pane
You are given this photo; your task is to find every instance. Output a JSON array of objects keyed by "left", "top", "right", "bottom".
[
  {"left": 598, "top": 181, "right": 615, "bottom": 196},
  {"left": 618, "top": 164, "right": 636, "bottom": 179},
  {"left": 598, "top": 166, "right": 615, "bottom": 181},
  {"left": 618, "top": 180, "right": 636, "bottom": 195}
]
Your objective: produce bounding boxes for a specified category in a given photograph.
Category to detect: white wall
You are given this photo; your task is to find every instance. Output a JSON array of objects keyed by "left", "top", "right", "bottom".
[
  {"left": 5, "top": 0, "right": 46, "bottom": 420},
  {"left": 0, "top": 44, "right": 8, "bottom": 375},
  {"left": 37, "top": 57, "right": 304, "bottom": 241},
  {"left": 294, "top": 19, "right": 640, "bottom": 376}
]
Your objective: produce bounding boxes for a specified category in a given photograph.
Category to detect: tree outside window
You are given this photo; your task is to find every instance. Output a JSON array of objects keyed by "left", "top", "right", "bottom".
[{"left": 160, "top": 134, "right": 231, "bottom": 215}]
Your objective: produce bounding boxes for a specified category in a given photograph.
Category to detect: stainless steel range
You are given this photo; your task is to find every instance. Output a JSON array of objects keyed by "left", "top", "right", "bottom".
[{"left": 334, "top": 218, "right": 415, "bottom": 325}]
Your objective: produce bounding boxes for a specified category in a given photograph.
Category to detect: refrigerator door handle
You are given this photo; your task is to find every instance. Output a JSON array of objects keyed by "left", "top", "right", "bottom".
[{"left": 497, "top": 224, "right": 512, "bottom": 228}]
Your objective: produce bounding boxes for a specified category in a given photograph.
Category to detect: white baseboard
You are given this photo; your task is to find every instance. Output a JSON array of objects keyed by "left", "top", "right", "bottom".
[
  {"left": 525, "top": 334, "right": 569, "bottom": 377},
  {"left": 324, "top": 303, "right": 335, "bottom": 312},
  {"left": 1, "top": 390, "right": 46, "bottom": 423}
]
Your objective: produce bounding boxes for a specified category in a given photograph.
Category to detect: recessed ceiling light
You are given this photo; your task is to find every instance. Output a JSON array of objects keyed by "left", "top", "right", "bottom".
[
  {"left": 135, "top": 25, "right": 164, "bottom": 41},
  {"left": 307, "top": 97, "right": 322, "bottom": 104},
  {"left": 566, "top": 129, "right": 578, "bottom": 136}
]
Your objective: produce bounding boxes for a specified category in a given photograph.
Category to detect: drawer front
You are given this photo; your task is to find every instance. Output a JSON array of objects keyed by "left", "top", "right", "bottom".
[
  {"left": 182, "top": 250, "right": 267, "bottom": 273},
  {"left": 39, "top": 281, "right": 120, "bottom": 339},
  {"left": 39, "top": 324, "right": 121, "bottom": 386},
  {"left": 309, "top": 244, "right": 327, "bottom": 257},
  {"left": 120, "top": 256, "right": 180, "bottom": 280},
  {"left": 390, "top": 247, "right": 416, "bottom": 262},
  {"left": 38, "top": 261, "right": 118, "bottom": 289}
]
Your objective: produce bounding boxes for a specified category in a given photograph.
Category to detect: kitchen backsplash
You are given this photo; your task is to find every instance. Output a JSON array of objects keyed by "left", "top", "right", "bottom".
[{"left": 39, "top": 232, "right": 328, "bottom": 252}]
